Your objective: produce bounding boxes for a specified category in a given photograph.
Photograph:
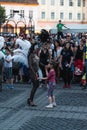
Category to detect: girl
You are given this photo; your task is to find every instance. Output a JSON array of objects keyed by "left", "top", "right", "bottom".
[{"left": 40, "top": 61, "right": 56, "bottom": 108}]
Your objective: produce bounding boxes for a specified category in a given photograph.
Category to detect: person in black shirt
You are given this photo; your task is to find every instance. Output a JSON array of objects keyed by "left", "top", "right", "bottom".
[
  {"left": 39, "top": 43, "right": 50, "bottom": 77},
  {"left": 59, "top": 42, "right": 74, "bottom": 88}
]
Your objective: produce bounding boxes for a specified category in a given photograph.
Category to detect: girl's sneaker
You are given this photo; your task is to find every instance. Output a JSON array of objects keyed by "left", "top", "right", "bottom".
[
  {"left": 45, "top": 104, "right": 53, "bottom": 108},
  {"left": 53, "top": 102, "right": 57, "bottom": 107}
]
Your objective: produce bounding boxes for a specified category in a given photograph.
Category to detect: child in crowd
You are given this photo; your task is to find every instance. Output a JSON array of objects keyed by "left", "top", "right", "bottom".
[
  {"left": 4, "top": 47, "right": 14, "bottom": 89},
  {"left": 39, "top": 61, "right": 56, "bottom": 108}
]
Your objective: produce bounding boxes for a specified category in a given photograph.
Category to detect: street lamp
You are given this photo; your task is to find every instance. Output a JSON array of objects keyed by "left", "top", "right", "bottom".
[{"left": 28, "top": 12, "right": 35, "bottom": 35}]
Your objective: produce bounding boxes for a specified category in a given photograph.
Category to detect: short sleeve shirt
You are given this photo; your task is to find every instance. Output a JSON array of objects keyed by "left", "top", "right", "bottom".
[
  {"left": 4, "top": 54, "right": 13, "bottom": 68},
  {"left": 48, "top": 70, "right": 56, "bottom": 83},
  {"left": 61, "top": 49, "right": 73, "bottom": 68},
  {"left": 57, "top": 23, "right": 64, "bottom": 32}
]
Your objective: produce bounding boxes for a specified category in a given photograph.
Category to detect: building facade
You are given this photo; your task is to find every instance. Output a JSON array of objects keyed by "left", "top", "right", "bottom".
[
  {"left": 0, "top": 0, "right": 39, "bottom": 34},
  {"left": 0, "top": 0, "right": 87, "bottom": 33},
  {"left": 37, "top": 0, "right": 87, "bottom": 30}
]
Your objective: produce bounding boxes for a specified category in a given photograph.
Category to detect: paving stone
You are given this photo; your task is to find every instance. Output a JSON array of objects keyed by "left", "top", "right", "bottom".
[
  {"left": 56, "top": 92, "right": 87, "bottom": 106},
  {"left": 0, "top": 89, "right": 24, "bottom": 103},
  {"left": 72, "top": 113, "right": 80, "bottom": 119},
  {"left": 20, "top": 117, "right": 87, "bottom": 130},
  {"left": 65, "top": 112, "right": 74, "bottom": 119},
  {"left": 0, "top": 82, "right": 87, "bottom": 129}
]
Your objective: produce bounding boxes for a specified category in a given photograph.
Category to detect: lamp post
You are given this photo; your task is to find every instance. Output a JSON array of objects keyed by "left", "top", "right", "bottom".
[{"left": 28, "top": 12, "right": 35, "bottom": 35}]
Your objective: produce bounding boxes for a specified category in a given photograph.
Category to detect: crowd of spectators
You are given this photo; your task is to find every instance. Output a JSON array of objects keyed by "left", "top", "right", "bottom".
[{"left": 0, "top": 30, "right": 87, "bottom": 89}]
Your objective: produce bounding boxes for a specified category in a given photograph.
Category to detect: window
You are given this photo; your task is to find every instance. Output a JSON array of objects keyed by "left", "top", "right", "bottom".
[
  {"left": 51, "top": 0, "right": 55, "bottom": 5},
  {"left": 60, "top": 12, "right": 64, "bottom": 19},
  {"left": 69, "top": 13, "right": 72, "bottom": 20},
  {"left": 51, "top": 12, "right": 55, "bottom": 19},
  {"left": 41, "top": 0, "right": 45, "bottom": 5},
  {"left": 77, "top": 13, "right": 81, "bottom": 20},
  {"left": 69, "top": 0, "right": 73, "bottom": 6},
  {"left": 10, "top": 10, "right": 20, "bottom": 18},
  {"left": 10, "top": 10, "right": 14, "bottom": 17},
  {"left": 77, "top": 0, "right": 81, "bottom": 6},
  {"left": 41, "top": 12, "right": 45, "bottom": 19},
  {"left": 82, "top": 13, "right": 85, "bottom": 20},
  {"left": 20, "top": 10, "right": 24, "bottom": 18},
  {"left": 60, "top": 0, "right": 64, "bottom": 6},
  {"left": 83, "top": 0, "right": 85, "bottom": 7}
]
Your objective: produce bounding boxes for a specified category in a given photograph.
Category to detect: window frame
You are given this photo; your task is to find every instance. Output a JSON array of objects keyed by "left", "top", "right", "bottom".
[
  {"left": 51, "top": 0, "right": 55, "bottom": 5},
  {"left": 51, "top": 12, "right": 55, "bottom": 19},
  {"left": 82, "top": 13, "right": 85, "bottom": 20},
  {"left": 41, "top": 0, "right": 45, "bottom": 5},
  {"left": 83, "top": 0, "right": 85, "bottom": 7},
  {"left": 77, "top": 0, "right": 81, "bottom": 7},
  {"left": 60, "top": 0, "right": 64, "bottom": 6},
  {"left": 69, "top": 12, "right": 72, "bottom": 20},
  {"left": 41, "top": 11, "right": 45, "bottom": 19},
  {"left": 20, "top": 10, "right": 24, "bottom": 18},
  {"left": 77, "top": 13, "right": 81, "bottom": 20},
  {"left": 69, "top": 0, "right": 73, "bottom": 6},
  {"left": 60, "top": 12, "right": 64, "bottom": 19}
]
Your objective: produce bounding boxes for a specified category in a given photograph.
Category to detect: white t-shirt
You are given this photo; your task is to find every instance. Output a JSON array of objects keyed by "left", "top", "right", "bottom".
[
  {"left": 54, "top": 47, "right": 62, "bottom": 59},
  {"left": 4, "top": 54, "right": 13, "bottom": 68}
]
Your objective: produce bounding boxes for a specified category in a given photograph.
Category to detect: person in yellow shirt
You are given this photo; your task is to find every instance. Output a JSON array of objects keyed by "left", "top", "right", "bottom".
[{"left": 83, "top": 39, "right": 87, "bottom": 89}]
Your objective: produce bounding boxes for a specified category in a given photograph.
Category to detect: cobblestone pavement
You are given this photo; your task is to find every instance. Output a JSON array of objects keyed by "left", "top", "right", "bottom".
[{"left": 0, "top": 82, "right": 87, "bottom": 130}]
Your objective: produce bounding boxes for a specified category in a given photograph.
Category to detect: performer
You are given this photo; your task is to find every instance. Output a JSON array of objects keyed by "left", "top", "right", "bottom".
[
  {"left": 27, "top": 45, "right": 39, "bottom": 106},
  {"left": 56, "top": 20, "right": 69, "bottom": 40}
]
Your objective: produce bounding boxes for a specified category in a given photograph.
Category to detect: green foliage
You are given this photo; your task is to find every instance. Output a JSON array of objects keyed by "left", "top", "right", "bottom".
[{"left": 0, "top": 5, "right": 7, "bottom": 24}]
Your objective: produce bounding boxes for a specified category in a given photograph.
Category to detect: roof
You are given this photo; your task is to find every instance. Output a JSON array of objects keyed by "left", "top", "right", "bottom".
[{"left": 0, "top": 0, "right": 38, "bottom": 4}]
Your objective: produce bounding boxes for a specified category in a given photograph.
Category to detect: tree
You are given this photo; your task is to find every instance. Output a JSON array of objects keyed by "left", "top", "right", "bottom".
[{"left": 0, "top": 5, "right": 7, "bottom": 32}]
